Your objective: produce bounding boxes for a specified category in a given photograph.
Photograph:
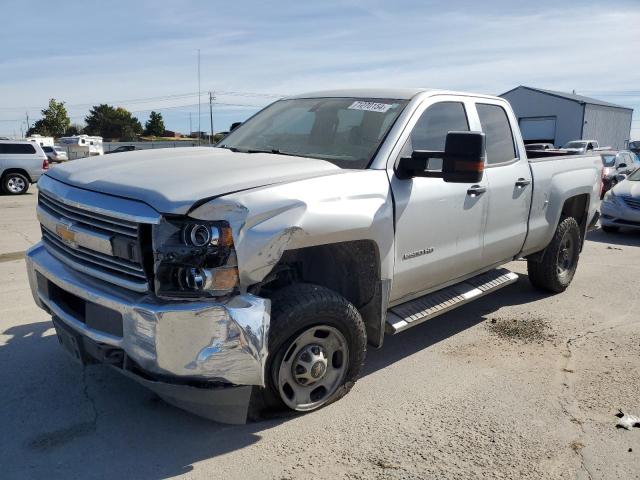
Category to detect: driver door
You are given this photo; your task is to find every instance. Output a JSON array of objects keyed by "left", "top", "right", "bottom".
[{"left": 388, "top": 97, "right": 488, "bottom": 304}]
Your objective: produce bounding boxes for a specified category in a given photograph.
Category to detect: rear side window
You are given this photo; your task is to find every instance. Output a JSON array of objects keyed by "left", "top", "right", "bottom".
[
  {"left": 477, "top": 104, "right": 517, "bottom": 165},
  {"left": 0, "top": 143, "right": 37, "bottom": 154}
]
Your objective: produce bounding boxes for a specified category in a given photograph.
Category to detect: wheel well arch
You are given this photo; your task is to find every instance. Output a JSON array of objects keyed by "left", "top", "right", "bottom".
[
  {"left": 252, "top": 239, "right": 386, "bottom": 347},
  {"left": 1, "top": 168, "right": 32, "bottom": 183},
  {"left": 560, "top": 193, "right": 589, "bottom": 247},
  {"left": 528, "top": 193, "right": 591, "bottom": 263}
]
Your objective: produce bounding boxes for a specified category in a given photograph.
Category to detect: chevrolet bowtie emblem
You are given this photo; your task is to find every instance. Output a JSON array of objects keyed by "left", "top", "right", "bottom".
[{"left": 56, "top": 221, "right": 76, "bottom": 243}]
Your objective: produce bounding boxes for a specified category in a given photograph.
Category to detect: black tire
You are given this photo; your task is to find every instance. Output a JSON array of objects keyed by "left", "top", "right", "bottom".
[
  {"left": 2, "top": 172, "right": 30, "bottom": 195},
  {"left": 527, "top": 217, "right": 581, "bottom": 293},
  {"left": 601, "top": 225, "right": 619, "bottom": 233},
  {"left": 263, "top": 283, "right": 366, "bottom": 413}
]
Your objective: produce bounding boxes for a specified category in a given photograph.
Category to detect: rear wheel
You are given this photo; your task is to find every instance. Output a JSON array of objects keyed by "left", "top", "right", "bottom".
[
  {"left": 2, "top": 173, "right": 29, "bottom": 195},
  {"left": 527, "top": 217, "right": 581, "bottom": 293},
  {"left": 265, "top": 284, "right": 366, "bottom": 413}
]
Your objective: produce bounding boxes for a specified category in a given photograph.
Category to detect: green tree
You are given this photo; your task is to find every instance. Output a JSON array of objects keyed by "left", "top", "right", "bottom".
[
  {"left": 84, "top": 104, "right": 142, "bottom": 140},
  {"left": 26, "top": 98, "right": 71, "bottom": 137},
  {"left": 65, "top": 124, "right": 84, "bottom": 135},
  {"left": 144, "top": 111, "right": 165, "bottom": 136}
]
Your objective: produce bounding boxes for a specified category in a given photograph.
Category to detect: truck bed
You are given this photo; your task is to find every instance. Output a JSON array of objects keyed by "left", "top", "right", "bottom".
[{"left": 522, "top": 153, "right": 602, "bottom": 256}]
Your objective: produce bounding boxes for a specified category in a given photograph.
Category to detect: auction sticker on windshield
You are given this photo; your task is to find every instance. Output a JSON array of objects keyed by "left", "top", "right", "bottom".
[{"left": 348, "top": 101, "right": 396, "bottom": 113}]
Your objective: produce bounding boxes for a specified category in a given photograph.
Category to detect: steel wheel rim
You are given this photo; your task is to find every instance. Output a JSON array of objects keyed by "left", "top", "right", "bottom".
[
  {"left": 277, "top": 325, "right": 349, "bottom": 411},
  {"left": 7, "top": 176, "right": 25, "bottom": 193},
  {"left": 556, "top": 233, "right": 575, "bottom": 280}
]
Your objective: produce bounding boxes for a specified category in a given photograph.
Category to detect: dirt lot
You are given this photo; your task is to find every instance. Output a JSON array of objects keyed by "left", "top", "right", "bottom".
[{"left": 1, "top": 190, "right": 638, "bottom": 480}]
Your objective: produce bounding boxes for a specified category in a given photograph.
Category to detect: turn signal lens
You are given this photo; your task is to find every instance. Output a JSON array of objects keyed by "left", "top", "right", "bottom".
[
  {"left": 211, "top": 267, "right": 239, "bottom": 291},
  {"left": 219, "top": 227, "right": 234, "bottom": 247}
]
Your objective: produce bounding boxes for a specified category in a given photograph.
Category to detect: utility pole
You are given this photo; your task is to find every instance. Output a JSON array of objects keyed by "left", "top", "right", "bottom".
[
  {"left": 189, "top": 112, "right": 192, "bottom": 138},
  {"left": 25, "top": 112, "right": 30, "bottom": 135},
  {"left": 197, "top": 49, "right": 201, "bottom": 146},
  {"left": 209, "top": 91, "right": 215, "bottom": 145}
]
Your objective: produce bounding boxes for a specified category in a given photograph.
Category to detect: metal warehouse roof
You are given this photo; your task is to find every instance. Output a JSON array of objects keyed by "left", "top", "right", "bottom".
[{"left": 501, "top": 85, "right": 633, "bottom": 111}]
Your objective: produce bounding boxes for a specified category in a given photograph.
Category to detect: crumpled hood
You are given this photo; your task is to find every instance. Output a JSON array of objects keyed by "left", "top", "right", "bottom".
[
  {"left": 45, "top": 147, "right": 344, "bottom": 214},
  {"left": 613, "top": 178, "right": 640, "bottom": 198}
]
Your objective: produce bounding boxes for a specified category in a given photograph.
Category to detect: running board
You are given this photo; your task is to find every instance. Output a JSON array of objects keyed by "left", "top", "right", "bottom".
[{"left": 385, "top": 268, "right": 519, "bottom": 334}]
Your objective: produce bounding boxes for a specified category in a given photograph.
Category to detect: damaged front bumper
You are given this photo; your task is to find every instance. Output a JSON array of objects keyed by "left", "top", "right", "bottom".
[{"left": 25, "top": 242, "right": 270, "bottom": 424}]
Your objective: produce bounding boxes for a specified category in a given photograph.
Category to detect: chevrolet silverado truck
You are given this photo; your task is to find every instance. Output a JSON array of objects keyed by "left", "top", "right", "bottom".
[{"left": 26, "top": 89, "right": 601, "bottom": 423}]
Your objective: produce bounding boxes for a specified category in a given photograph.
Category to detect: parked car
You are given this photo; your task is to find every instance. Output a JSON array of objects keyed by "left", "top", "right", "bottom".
[
  {"left": 562, "top": 139, "right": 599, "bottom": 154},
  {"left": 106, "top": 145, "right": 137, "bottom": 154},
  {"left": 601, "top": 168, "right": 640, "bottom": 232},
  {"left": 0, "top": 140, "right": 49, "bottom": 194},
  {"left": 26, "top": 88, "right": 601, "bottom": 423},
  {"left": 599, "top": 150, "right": 638, "bottom": 198},
  {"left": 42, "top": 145, "right": 68, "bottom": 163}
]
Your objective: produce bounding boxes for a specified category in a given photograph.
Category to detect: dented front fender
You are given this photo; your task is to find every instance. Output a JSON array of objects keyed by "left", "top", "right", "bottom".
[{"left": 189, "top": 169, "right": 395, "bottom": 290}]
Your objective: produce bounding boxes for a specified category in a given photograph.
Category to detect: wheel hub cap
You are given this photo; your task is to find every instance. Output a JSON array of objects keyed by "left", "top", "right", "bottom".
[{"left": 293, "top": 344, "right": 328, "bottom": 385}]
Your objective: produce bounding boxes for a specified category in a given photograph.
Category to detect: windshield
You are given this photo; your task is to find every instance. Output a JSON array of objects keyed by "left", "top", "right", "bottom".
[
  {"left": 42, "top": 146, "right": 53, "bottom": 152},
  {"left": 563, "top": 141, "right": 586, "bottom": 148},
  {"left": 218, "top": 97, "right": 408, "bottom": 168},
  {"left": 601, "top": 154, "right": 616, "bottom": 167}
]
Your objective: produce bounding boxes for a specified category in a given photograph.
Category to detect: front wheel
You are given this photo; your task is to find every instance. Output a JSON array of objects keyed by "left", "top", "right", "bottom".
[
  {"left": 266, "top": 284, "right": 366, "bottom": 412},
  {"left": 527, "top": 217, "right": 581, "bottom": 293},
  {"left": 2, "top": 173, "right": 30, "bottom": 195}
]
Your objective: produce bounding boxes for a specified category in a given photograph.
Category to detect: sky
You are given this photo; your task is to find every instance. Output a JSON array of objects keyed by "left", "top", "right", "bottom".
[{"left": 1, "top": 0, "right": 639, "bottom": 139}]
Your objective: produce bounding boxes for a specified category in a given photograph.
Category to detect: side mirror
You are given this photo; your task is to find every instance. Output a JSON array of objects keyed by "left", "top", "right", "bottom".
[
  {"left": 396, "top": 131, "right": 485, "bottom": 183},
  {"left": 230, "top": 122, "right": 242, "bottom": 131},
  {"left": 616, "top": 173, "right": 627, "bottom": 182}
]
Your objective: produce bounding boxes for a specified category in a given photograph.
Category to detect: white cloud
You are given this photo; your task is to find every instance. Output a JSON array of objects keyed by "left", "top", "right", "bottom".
[{"left": 1, "top": 1, "right": 638, "bottom": 136}]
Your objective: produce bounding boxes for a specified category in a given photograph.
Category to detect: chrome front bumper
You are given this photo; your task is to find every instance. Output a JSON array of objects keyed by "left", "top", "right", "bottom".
[{"left": 26, "top": 242, "right": 270, "bottom": 421}]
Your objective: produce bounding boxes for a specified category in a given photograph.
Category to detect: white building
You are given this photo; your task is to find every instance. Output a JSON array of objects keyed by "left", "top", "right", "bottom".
[{"left": 500, "top": 86, "right": 633, "bottom": 149}]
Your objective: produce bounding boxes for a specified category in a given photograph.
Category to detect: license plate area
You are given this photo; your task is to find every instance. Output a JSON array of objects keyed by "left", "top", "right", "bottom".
[
  {"left": 52, "top": 316, "right": 91, "bottom": 365},
  {"left": 37, "top": 272, "right": 124, "bottom": 337}
]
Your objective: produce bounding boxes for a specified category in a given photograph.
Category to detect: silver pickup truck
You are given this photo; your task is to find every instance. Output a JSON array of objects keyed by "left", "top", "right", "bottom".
[{"left": 25, "top": 89, "right": 601, "bottom": 423}]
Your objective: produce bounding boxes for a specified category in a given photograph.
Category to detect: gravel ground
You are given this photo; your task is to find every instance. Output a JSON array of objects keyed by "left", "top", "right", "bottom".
[{"left": 0, "top": 191, "right": 639, "bottom": 480}]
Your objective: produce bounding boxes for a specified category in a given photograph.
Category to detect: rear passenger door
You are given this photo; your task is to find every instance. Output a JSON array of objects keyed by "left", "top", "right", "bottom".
[{"left": 475, "top": 101, "right": 532, "bottom": 266}]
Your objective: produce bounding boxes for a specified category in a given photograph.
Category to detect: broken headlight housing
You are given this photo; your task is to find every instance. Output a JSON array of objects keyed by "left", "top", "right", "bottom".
[{"left": 152, "top": 217, "right": 239, "bottom": 298}]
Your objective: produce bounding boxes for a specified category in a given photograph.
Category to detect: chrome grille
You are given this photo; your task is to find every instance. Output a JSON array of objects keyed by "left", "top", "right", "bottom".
[
  {"left": 38, "top": 191, "right": 149, "bottom": 292},
  {"left": 39, "top": 191, "right": 138, "bottom": 237},
  {"left": 622, "top": 196, "right": 640, "bottom": 210}
]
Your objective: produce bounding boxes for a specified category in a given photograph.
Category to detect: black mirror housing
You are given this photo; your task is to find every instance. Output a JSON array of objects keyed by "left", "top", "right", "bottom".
[
  {"left": 396, "top": 131, "right": 485, "bottom": 182},
  {"left": 230, "top": 122, "right": 242, "bottom": 131},
  {"left": 442, "top": 131, "right": 485, "bottom": 183}
]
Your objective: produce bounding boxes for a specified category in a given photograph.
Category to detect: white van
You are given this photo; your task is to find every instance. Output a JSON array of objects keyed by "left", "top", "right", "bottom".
[{"left": 0, "top": 140, "right": 49, "bottom": 194}]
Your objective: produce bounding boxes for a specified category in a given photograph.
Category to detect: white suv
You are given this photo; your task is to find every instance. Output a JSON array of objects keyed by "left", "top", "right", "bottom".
[{"left": 0, "top": 140, "right": 49, "bottom": 195}]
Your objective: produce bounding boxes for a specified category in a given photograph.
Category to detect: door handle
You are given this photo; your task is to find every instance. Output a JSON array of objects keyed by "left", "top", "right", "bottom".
[
  {"left": 467, "top": 185, "right": 486, "bottom": 196},
  {"left": 515, "top": 178, "right": 531, "bottom": 187}
]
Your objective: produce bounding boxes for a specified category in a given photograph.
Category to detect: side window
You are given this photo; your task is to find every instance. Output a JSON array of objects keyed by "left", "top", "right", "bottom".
[
  {"left": 400, "top": 102, "right": 469, "bottom": 170},
  {"left": 0, "top": 143, "right": 36, "bottom": 154},
  {"left": 477, "top": 103, "right": 517, "bottom": 165}
]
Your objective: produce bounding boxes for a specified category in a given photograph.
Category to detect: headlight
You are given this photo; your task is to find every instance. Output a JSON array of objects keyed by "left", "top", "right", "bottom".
[
  {"left": 152, "top": 218, "right": 238, "bottom": 298},
  {"left": 603, "top": 190, "right": 621, "bottom": 206}
]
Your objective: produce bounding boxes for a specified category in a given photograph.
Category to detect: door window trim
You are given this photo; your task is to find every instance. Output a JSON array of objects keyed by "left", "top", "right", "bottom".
[
  {"left": 389, "top": 96, "right": 476, "bottom": 172},
  {"left": 473, "top": 101, "right": 521, "bottom": 169}
]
